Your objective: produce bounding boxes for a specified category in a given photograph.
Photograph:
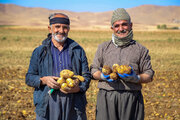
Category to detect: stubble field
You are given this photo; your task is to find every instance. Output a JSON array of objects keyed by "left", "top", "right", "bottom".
[{"left": 0, "top": 26, "right": 180, "bottom": 120}]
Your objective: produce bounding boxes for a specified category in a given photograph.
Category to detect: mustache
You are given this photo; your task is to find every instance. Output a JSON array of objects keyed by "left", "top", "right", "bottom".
[
  {"left": 53, "top": 32, "right": 66, "bottom": 36},
  {"left": 117, "top": 30, "right": 127, "bottom": 34}
]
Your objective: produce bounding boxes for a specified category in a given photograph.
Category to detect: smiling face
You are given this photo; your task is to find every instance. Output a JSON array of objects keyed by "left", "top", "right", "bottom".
[
  {"left": 111, "top": 20, "right": 132, "bottom": 38},
  {"left": 49, "top": 23, "right": 70, "bottom": 43}
]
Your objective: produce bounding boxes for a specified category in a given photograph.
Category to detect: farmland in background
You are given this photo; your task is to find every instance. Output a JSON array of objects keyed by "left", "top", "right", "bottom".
[{"left": 0, "top": 26, "right": 180, "bottom": 120}]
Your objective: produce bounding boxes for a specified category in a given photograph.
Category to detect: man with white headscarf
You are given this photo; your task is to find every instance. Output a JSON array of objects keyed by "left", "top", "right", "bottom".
[{"left": 90, "top": 8, "right": 154, "bottom": 120}]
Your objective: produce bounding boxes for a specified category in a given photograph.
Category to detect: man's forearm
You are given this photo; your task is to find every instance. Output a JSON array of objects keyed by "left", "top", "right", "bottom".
[
  {"left": 139, "top": 73, "right": 153, "bottom": 83},
  {"left": 92, "top": 71, "right": 102, "bottom": 80}
]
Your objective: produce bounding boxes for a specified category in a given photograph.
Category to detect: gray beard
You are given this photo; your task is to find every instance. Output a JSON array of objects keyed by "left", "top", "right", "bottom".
[{"left": 52, "top": 33, "right": 67, "bottom": 43}]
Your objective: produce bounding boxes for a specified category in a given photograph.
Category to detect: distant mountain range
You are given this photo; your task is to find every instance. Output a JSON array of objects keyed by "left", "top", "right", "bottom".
[{"left": 0, "top": 4, "right": 180, "bottom": 30}]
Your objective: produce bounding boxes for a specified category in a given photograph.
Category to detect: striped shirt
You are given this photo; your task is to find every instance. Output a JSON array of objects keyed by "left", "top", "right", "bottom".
[{"left": 51, "top": 41, "right": 72, "bottom": 77}]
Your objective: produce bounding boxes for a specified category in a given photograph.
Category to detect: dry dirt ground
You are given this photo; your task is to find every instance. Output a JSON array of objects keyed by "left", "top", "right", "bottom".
[{"left": 0, "top": 67, "right": 180, "bottom": 120}]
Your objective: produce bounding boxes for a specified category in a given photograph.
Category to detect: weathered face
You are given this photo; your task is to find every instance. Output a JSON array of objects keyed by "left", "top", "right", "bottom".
[
  {"left": 111, "top": 20, "right": 132, "bottom": 38},
  {"left": 49, "top": 23, "right": 70, "bottom": 43}
]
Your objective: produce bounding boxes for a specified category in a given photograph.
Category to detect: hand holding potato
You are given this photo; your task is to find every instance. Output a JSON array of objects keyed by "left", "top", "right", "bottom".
[
  {"left": 100, "top": 64, "right": 133, "bottom": 82},
  {"left": 48, "top": 69, "right": 85, "bottom": 95}
]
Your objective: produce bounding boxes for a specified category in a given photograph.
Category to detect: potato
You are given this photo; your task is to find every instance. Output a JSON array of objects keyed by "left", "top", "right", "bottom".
[
  {"left": 102, "top": 65, "right": 112, "bottom": 75},
  {"left": 60, "top": 69, "right": 74, "bottom": 79},
  {"left": 74, "top": 78, "right": 80, "bottom": 85},
  {"left": 117, "top": 65, "right": 124, "bottom": 74},
  {"left": 61, "top": 83, "right": 69, "bottom": 91},
  {"left": 73, "top": 75, "right": 85, "bottom": 82},
  {"left": 57, "top": 77, "right": 66, "bottom": 85},
  {"left": 123, "top": 65, "right": 131, "bottom": 74},
  {"left": 112, "top": 64, "right": 119, "bottom": 73},
  {"left": 117, "top": 65, "right": 131, "bottom": 74},
  {"left": 66, "top": 80, "right": 75, "bottom": 88},
  {"left": 110, "top": 72, "right": 118, "bottom": 80}
]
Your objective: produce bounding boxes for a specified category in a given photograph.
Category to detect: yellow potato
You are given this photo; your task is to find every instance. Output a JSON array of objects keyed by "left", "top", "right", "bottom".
[
  {"left": 67, "top": 80, "right": 75, "bottom": 88},
  {"left": 117, "top": 65, "right": 131, "bottom": 74},
  {"left": 57, "top": 77, "right": 66, "bottom": 85},
  {"left": 61, "top": 83, "right": 69, "bottom": 91},
  {"left": 74, "top": 78, "right": 80, "bottom": 85},
  {"left": 66, "top": 78, "right": 74, "bottom": 84},
  {"left": 117, "top": 66, "right": 124, "bottom": 74},
  {"left": 60, "top": 69, "right": 74, "bottom": 79},
  {"left": 123, "top": 65, "right": 131, "bottom": 74},
  {"left": 102, "top": 65, "right": 112, "bottom": 75},
  {"left": 112, "top": 64, "right": 119, "bottom": 73},
  {"left": 73, "top": 75, "right": 85, "bottom": 82},
  {"left": 110, "top": 72, "right": 118, "bottom": 80}
]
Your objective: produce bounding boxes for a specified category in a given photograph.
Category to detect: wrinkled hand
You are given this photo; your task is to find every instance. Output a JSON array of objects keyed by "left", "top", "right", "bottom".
[
  {"left": 40, "top": 76, "right": 60, "bottom": 89},
  {"left": 118, "top": 69, "right": 140, "bottom": 83},
  {"left": 60, "top": 84, "right": 80, "bottom": 94},
  {"left": 100, "top": 73, "right": 114, "bottom": 82}
]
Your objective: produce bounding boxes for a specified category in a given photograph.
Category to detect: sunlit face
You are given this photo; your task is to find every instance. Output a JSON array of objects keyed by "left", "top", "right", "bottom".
[
  {"left": 111, "top": 20, "right": 132, "bottom": 38},
  {"left": 49, "top": 23, "right": 70, "bottom": 43}
]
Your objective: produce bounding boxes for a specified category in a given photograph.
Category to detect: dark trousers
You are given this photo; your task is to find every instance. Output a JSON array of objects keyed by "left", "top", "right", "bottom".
[
  {"left": 36, "top": 91, "right": 87, "bottom": 120},
  {"left": 96, "top": 89, "right": 144, "bottom": 120}
]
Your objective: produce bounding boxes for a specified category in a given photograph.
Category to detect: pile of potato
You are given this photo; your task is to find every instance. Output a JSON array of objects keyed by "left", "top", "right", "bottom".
[
  {"left": 102, "top": 64, "right": 132, "bottom": 80},
  {"left": 57, "top": 69, "right": 85, "bottom": 90}
]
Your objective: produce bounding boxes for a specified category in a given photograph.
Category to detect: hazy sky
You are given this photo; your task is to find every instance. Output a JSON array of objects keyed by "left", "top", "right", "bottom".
[{"left": 0, "top": 0, "right": 180, "bottom": 12}]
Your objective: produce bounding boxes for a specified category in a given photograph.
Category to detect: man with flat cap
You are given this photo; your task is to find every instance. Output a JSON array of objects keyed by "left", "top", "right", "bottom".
[
  {"left": 26, "top": 13, "right": 91, "bottom": 120},
  {"left": 90, "top": 8, "right": 154, "bottom": 120}
]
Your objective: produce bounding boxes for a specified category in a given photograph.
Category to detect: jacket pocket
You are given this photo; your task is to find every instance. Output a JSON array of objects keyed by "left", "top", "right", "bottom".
[{"left": 33, "top": 87, "right": 45, "bottom": 106}]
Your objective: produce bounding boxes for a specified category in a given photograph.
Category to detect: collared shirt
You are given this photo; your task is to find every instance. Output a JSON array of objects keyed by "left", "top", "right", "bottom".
[{"left": 51, "top": 41, "right": 72, "bottom": 77}]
